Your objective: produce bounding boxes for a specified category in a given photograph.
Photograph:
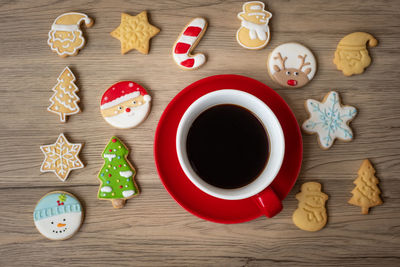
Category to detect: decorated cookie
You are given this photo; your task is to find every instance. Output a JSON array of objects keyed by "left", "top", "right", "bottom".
[
  {"left": 172, "top": 18, "right": 208, "bottom": 70},
  {"left": 302, "top": 91, "right": 357, "bottom": 150},
  {"left": 236, "top": 1, "right": 272, "bottom": 50},
  {"left": 100, "top": 81, "right": 152, "bottom": 129},
  {"left": 349, "top": 159, "right": 383, "bottom": 214},
  {"left": 40, "top": 133, "right": 84, "bottom": 181},
  {"left": 293, "top": 182, "right": 328, "bottom": 232},
  {"left": 98, "top": 136, "right": 139, "bottom": 209},
  {"left": 34, "top": 191, "right": 83, "bottom": 240},
  {"left": 333, "top": 32, "right": 378, "bottom": 76},
  {"left": 48, "top": 12, "right": 93, "bottom": 57},
  {"left": 267, "top": 43, "right": 317, "bottom": 88},
  {"left": 111, "top": 12, "right": 160, "bottom": 55},
  {"left": 48, "top": 67, "right": 80, "bottom": 122}
]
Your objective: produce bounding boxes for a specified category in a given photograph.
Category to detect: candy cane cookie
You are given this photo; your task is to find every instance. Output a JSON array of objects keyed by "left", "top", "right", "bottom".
[{"left": 172, "top": 18, "right": 208, "bottom": 70}]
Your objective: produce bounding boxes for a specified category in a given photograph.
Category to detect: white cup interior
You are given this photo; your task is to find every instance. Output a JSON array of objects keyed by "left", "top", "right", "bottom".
[{"left": 176, "top": 89, "right": 285, "bottom": 200}]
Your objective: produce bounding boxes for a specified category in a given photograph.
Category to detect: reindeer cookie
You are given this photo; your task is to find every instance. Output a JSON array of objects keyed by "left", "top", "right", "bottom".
[
  {"left": 293, "top": 182, "right": 328, "bottom": 232},
  {"left": 267, "top": 43, "right": 317, "bottom": 88},
  {"left": 236, "top": 1, "right": 272, "bottom": 50}
]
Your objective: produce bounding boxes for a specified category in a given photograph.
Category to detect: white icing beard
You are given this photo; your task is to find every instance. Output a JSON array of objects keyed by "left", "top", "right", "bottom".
[
  {"left": 34, "top": 212, "right": 82, "bottom": 240},
  {"left": 105, "top": 102, "right": 150, "bottom": 129},
  {"left": 48, "top": 30, "right": 84, "bottom": 51}
]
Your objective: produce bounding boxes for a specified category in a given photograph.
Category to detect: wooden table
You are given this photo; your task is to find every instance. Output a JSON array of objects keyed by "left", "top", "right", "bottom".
[{"left": 1, "top": 0, "right": 399, "bottom": 266}]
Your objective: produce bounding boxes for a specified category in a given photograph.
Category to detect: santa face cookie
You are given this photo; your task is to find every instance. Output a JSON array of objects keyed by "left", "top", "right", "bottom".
[
  {"left": 33, "top": 191, "right": 83, "bottom": 240},
  {"left": 48, "top": 12, "right": 93, "bottom": 57},
  {"left": 267, "top": 43, "right": 317, "bottom": 88},
  {"left": 334, "top": 32, "right": 378, "bottom": 76},
  {"left": 100, "top": 81, "right": 152, "bottom": 129},
  {"left": 236, "top": 1, "right": 272, "bottom": 50}
]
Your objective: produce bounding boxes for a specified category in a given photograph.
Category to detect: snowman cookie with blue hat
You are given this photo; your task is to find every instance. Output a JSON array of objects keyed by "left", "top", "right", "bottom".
[{"left": 33, "top": 191, "right": 83, "bottom": 240}]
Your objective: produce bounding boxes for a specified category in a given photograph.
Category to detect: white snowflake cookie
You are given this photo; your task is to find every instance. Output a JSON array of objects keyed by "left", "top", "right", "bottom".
[{"left": 302, "top": 91, "right": 357, "bottom": 149}]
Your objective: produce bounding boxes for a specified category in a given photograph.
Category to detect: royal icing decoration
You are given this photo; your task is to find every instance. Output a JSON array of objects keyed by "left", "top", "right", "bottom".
[
  {"left": 98, "top": 136, "right": 139, "bottom": 209},
  {"left": 333, "top": 32, "right": 378, "bottom": 76},
  {"left": 34, "top": 191, "right": 83, "bottom": 240},
  {"left": 40, "top": 133, "right": 84, "bottom": 181},
  {"left": 236, "top": 1, "right": 272, "bottom": 50},
  {"left": 111, "top": 12, "right": 160, "bottom": 55},
  {"left": 48, "top": 67, "right": 80, "bottom": 122},
  {"left": 172, "top": 18, "right": 208, "bottom": 70},
  {"left": 100, "top": 81, "right": 152, "bottom": 129},
  {"left": 302, "top": 91, "right": 357, "bottom": 150},
  {"left": 348, "top": 159, "right": 383, "bottom": 214},
  {"left": 292, "top": 182, "right": 328, "bottom": 232},
  {"left": 267, "top": 43, "right": 317, "bottom": 88},
  {"left": 48, "top": 12, "right": 93, "bottom": 57}
]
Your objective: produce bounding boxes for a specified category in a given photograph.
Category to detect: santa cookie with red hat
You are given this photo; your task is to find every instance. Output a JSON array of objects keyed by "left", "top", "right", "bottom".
[{"left": 100, "top": 81, "right": 152, "bottom": 129}]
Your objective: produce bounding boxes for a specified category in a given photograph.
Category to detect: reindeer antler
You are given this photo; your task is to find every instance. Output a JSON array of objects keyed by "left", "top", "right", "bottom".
[
  {"left": 298, "top": 54, "right": 311, "bottom": 71},
  {"left": 274, "top": 52, "right": 287, "bottom": 70}
]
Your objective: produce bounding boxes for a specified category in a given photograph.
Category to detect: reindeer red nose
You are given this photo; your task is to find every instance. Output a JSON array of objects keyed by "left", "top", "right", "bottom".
[
  {"left": 125, "top": 107, "right": 131, "bottom": 112},
  {"left": 287, "top": 80, "right": 297, "bottom": 86}
]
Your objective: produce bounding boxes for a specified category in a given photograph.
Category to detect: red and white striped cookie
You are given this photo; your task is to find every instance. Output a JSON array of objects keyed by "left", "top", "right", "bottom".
[{"left": 172, "top": 18, "right": 208, "bottom": 70}]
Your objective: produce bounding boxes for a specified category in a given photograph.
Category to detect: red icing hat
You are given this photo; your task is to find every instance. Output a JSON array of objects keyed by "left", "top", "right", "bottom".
[{"left": 101, "top": 81, "right": 151, "bottom": 109}]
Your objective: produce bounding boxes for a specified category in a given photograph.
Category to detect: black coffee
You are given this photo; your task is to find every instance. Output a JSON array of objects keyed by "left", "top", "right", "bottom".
[{"left": 186, "top": 104, "right": 269, "bottom": 189}]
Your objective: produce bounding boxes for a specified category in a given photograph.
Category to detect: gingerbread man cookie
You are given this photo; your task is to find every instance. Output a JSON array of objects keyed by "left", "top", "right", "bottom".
[
  {"left": 333, "top": 32, "right": 378, "bottom": 76},
  {"left": 236, "top": 1, "right": 272, "bottom": 50},
  {"left": 302, "top": 91, "right": 357, "bottom": 149},
  {"left": 267, "top": 43, "right": 317, "bottom": 88},
  {"left": 47, "top": 12, "right": 93, "bottom": 57},
  {"left": 293, "top": 182, "right": 328, "bottom": 232}
]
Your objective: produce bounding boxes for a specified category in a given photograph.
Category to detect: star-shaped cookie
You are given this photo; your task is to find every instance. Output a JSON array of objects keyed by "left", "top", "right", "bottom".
[
  {"left": 40, "top": 133, "right": 84, "bottom": 181},
  {"left": 302, "top": 91, "right": 357, "bottom": 149},
  {"left": 111, "top": 11, "right": 160, "bottom": 55}
]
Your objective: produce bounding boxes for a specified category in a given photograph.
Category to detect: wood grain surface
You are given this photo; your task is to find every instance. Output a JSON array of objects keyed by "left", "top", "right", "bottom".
[{"left": 0, "top": 0, "right": 399, "bottom": 266}]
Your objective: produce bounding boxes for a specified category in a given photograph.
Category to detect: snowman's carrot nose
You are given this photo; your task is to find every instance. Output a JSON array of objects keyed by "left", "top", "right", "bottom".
[{"left": 57, "top": 223, "right": 66, "bottom": 227}]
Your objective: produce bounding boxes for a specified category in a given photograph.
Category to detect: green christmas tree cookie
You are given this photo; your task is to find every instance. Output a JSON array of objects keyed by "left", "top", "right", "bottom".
[{"left": 98, "top": 136, "right": 139, "bottom": 208}]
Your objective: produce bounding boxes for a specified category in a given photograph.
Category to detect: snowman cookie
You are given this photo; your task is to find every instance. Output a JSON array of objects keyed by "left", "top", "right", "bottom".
[
  {"left": 292, "top": 182, "right": 328, "bottom": 232},
  {"left": 33, "top": 191, "right": 83, "bottom": 240},
  {"left": 236, "top": 1, "right": 272, "bottom": 49},
  {"left": 267, "top": 43, "right": 317, "bottom": 88},
  {"left": 100, "top": 81, "right": 152, "bottom": 129}
]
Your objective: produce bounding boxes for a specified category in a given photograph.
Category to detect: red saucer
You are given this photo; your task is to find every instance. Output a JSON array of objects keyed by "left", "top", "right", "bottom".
[{"left": 154, "top": 75, "right": 302, "bottom": 224}]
